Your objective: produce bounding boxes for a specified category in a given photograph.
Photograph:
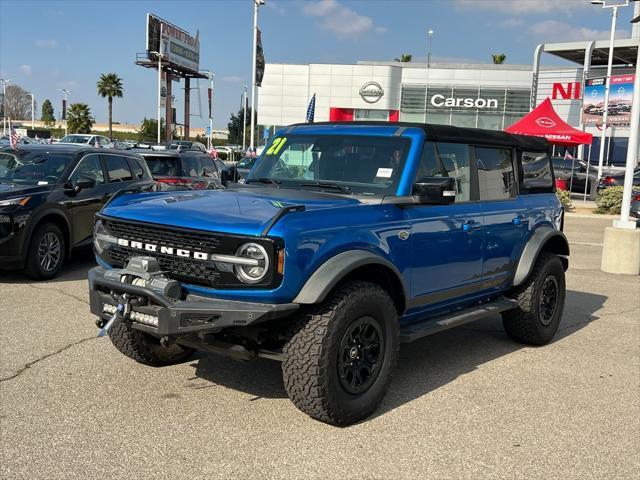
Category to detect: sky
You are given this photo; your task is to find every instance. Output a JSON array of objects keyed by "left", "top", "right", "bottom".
[{"left": 0, "top": 0, "right": 636, "bottom": 131}]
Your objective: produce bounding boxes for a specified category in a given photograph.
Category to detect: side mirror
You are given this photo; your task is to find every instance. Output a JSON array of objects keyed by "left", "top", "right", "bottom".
[
  {"left": 412, "top": 177, "right": 456, "bottom": 204},
  {"left": 73, "top": 176, "right": 96, "bottom": 192},
  {"left": 219, "top": 169, "right": 229, "bottom": 186}
]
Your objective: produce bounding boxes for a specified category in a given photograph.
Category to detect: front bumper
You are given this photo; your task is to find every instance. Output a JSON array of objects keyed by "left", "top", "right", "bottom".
[{"left": 88, "top": 266, "right": 299, "bottom": 337}]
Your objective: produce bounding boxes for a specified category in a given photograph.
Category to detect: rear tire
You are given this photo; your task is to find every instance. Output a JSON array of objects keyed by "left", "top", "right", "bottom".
[
  {"left": 25, "top": 222, "right": 66, "bottom": 280},
  {"left": 108, "top": 317, "right": 195, "bottom": 366},
  {"left": 282, "top": 280, "right": 399, "bottom": 426},
  {"left": 502, "top": 252, "right": 566, "bottom": 346}
]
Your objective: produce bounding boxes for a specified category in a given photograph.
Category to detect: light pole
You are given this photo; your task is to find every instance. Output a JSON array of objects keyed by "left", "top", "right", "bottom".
[
  {"left": 29, "top": 93, "right": 35, "bottom": 129},
  {"left": 59, "top": 88, "right": 71, "bottom": 136},
  {"left": 591, "top": 0, "right": 630, "bottom": 179},
  {"left": 203, "top": 70, "right": 215, "bottom": 150},
  {"left": 427, "top": 29, "right": 434, "bottom": 68},
  {"left": 250, "top": 0, "right": 265, "bottom": 152},
  {"left": 0, "top": 78, "right": 11, "bottom": 136},
  {"left": 242, "top": 85, "right": 248, "bottom": 150}
]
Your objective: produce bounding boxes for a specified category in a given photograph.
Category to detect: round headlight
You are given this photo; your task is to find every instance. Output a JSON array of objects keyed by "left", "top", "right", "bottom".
[
  {"left": 93, "top": 220, "right": 116, "bottom": 254},
  {"left": 234, "top": 242, "right": 269, "bottom": 283}
]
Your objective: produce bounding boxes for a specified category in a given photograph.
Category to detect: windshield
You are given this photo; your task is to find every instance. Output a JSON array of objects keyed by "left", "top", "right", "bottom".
[
  {"left": 249, "top": 134, "right": 411, "bottom": 195},
  {"left": 0, "top": 151, "right": 73, "bottom": 185},
  {"left": 144, "top": 155, "right": 181, "bottom": 176},
  {"left": 59, "top": 135, "right": 90, "bottom": 144}
]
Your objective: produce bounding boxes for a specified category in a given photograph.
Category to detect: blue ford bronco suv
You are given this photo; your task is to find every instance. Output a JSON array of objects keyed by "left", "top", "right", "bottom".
[{"left": 89, "top": 122, "right": 568, "bottom": 425}]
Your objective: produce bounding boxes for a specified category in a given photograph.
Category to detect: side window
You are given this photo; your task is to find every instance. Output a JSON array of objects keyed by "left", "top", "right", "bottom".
[
  {"left": 182, "top": 157, "right": 204, "bottom": 177},
  {"left": 128, "top": 157, "right": 144, "bottom": 180},
  {"left": 68, "top": 154, "right": 105, "bottom": 185},
  {"left": 99, "top": 137, "right": 111, "bottom": 147},
  {"left": 201, "top": 157, "right": 217, "bottom": 177},
  {"left": 476, "top": 147, "right": 515, "bottom": 200},
  {"left": 416, "top": 142, "right": 471, "bottom": 202},
  {"left": 521, "top": 151, "right": 553, "bottom": 190},
  {"left": 105, "top": 155, "right": 133, "bottom": 182}
]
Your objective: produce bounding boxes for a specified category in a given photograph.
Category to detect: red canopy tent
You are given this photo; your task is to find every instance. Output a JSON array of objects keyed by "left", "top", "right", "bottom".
[{"left": 505, "top": 98, "right": 593, "bottom": 146}]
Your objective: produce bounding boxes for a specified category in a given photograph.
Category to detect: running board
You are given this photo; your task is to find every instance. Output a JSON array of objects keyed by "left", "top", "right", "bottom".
[{"left": 400, "top": 297, "right": 518, "bottom": 343}]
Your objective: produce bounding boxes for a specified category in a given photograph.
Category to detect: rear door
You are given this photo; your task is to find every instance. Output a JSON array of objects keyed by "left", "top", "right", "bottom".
[
  {"left": 476, "top": 146, "right": 528, "bottom": 290},
  {"left": 407, "top": 141, "right": 485, "bottom": 309}
]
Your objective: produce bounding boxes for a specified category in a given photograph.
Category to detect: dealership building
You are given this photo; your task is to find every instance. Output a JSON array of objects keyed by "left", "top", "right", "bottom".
[{"left": 258, "top": 28, "right": 639, "bottom": 165}]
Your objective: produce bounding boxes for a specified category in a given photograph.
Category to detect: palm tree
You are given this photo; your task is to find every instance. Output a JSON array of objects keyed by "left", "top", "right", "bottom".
[
  {"left": 394, "top": 54, "right": 412, "bottom": 62},
  {"left": 492, "top": 53, "right": 507, "bottom": 65},
  {"left": 96, "top": 73, "right": 123, "bottom": 139},
  {"left": 66, "top": 103, "right": 94, "bottom": 134}
]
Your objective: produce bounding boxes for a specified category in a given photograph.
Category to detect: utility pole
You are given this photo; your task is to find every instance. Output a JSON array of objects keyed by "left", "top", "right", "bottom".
[
  {"left": 30, "top": 93, "right": 35, "bottom": 129},
  {"left": 250, "top": 0, "right": 264, "bottom": 151},
  {"left": 427, "top": 29, "right": 434, "bottom": 68},
  {"left": 59, "top": 89, "right": 71, "bottom": 136},
  {"left": 0, "top": 78, "right": 10, "bottom": 136},
  {"left": 242, "top": 85, "right": 248, "bottom": 150}
]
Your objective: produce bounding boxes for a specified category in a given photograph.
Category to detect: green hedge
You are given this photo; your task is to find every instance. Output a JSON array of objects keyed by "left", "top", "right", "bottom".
[
  {"left": 595, "top": 186, "right": 624, "bottom": 215},
  {"left": 556, "top": 189, "right": 573, "bottom": 211}
]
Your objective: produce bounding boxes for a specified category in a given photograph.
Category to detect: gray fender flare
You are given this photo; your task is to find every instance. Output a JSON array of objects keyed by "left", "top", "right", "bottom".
[
  {"left": 513, "top": 227, "right": 570, "bottom": 287},
  {"left": 293, "top": 250, "right": 408, "bottom": 305}
]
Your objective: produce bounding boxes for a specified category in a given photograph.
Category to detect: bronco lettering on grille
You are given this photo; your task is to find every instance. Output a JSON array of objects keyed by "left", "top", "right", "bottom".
[{"left": 117, "top": 238, "right": 209, "bottom": 261}]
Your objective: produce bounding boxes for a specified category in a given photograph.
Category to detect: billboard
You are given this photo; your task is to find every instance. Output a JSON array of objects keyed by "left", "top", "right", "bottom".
[
  {"left": 582, "top": 74, "right": 635, "bottom": 126},
  {"left": 146, "top": 14, "right": 200, "bottom": 73}
]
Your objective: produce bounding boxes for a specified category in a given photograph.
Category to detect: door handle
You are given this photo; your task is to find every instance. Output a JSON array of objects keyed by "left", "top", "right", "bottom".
[
  {"left": 462, "top": 220, "right": 482, "bottom": 232},
  {"left": 512, "top": 214, "right": 528, "bottom": 226}
]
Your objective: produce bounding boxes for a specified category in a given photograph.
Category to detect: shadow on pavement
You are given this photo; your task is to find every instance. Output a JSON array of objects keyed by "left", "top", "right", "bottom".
[
  {"left": 190, "top": 289, "right": 608, "bottom": 415},
  {"left": 0, "top": 246, "right": 96, "bottom": 284}
]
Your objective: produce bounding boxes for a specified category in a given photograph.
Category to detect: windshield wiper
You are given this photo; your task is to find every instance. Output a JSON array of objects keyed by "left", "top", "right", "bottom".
[
  {"left": 245, "top": 178, "right": 281, "bottom": 188},
  {"left": 300, "top": 182, "right": 352, "bottom": 194}
]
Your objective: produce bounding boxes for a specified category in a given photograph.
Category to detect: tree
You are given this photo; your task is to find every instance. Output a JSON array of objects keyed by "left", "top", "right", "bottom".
[
  {"left": 41, "top": 99, "right": 55, "bottom": 126},
  {"left": 66, "top": 103, "right": 93, "bottom": 134},
  {"left": 394, "top": 54, "right": 412, "bottom": 62},
  {"left": 96, "top": 73, "right": 123, "bottom": 139},
  {"left": 492, "top": 53, "right": 507, "bottom": 64},
  {"left": 4, "top": 84, "right": 31, "bottom": 119},
  {"left": 137, "top": 117, "right": 166, "bottom": 142},
  {"left": 227, "top": 107, "right": 264, "bottom": 147}
]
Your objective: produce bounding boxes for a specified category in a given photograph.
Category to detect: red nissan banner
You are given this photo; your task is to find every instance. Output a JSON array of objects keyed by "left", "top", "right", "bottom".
[{"left": 208, "top": 87, "right": 212, "bottom": 119}]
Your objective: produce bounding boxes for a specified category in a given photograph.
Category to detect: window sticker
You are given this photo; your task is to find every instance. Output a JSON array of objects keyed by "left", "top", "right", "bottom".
[{"left": 376, "top": 168, "right": 393, "bottom": 178}]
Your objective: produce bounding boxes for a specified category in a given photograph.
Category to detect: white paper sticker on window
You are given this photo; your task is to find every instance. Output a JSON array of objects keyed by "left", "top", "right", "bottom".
[
  {"left": 37, "top": 181, "right": 49, "bottom": 185},
  {"left": 376, "top": 168, "right": 393, "bottom": 178}
]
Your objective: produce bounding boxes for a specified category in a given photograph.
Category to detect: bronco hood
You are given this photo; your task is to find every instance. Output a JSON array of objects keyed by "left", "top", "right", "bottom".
[{"left": 101, "top": 187, "right": 362, "bottom": 236}]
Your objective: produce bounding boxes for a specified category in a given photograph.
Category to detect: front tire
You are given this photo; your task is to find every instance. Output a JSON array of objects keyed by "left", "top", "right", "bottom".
[
  {"left": 108, "top": 317, "right": 195, "bottom": 366},
  {"left": 25, "top": 222, "right": 66, "bottom": 280},
  {"left": 282, "top": 280, "right": 399, "bottom": 426},
  {"left": 502, "top": 252, "right": 566, "bottom": 346}
]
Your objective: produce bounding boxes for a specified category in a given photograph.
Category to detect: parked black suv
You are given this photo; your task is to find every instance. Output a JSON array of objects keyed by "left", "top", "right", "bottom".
[{"left": 0, "top": 144, "right": 154, "bottom": 279}]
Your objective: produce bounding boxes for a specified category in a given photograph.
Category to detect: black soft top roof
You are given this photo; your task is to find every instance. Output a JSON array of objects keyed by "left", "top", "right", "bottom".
[{"left": 289, "top": 121, "right": 550, "bottom": 151}]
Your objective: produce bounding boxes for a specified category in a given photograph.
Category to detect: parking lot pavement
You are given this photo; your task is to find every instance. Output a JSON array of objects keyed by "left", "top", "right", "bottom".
[{"left": 1, "top": 216, "right": 638, "bottom": 480}]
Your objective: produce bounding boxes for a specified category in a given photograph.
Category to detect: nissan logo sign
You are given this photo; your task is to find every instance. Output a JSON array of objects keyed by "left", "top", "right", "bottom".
[
  {"left": 359, "top": 81, "right": 384, "bottom": 103},
  {"left": 535, "top": 117, "right": 556, "bottom": 128}
]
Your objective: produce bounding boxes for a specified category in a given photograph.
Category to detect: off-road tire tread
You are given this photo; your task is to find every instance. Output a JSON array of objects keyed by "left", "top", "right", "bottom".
[
  {"left": 282, "top": 280, "right": 398, "bottom": 425},
  {"left": 503, "top": 252, "right": 564, "bottom": 346},
  {"left": 108, "top": 318, "right": 193, "bottom": 366}
]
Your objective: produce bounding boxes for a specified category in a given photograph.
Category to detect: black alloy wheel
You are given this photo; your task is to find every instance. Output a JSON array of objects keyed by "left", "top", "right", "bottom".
[
  {"left": 539, "top": 275, "right": 559, "bottom": 326},
  {"left": 338, "top": 316, "right": 384, "bottom": 394}
]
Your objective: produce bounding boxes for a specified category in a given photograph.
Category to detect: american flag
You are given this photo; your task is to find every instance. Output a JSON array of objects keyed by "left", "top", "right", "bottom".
[
  {"left": 9, "top": 122, "right": 19, "bottom": 149},
  {"left": 306, "top": 93, "right": 316, "bottom": 123}
]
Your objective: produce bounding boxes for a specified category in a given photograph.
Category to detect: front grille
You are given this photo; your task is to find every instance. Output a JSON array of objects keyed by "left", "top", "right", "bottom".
[{"left": 103, "top": 219, "right": 238, "bottom": 288}]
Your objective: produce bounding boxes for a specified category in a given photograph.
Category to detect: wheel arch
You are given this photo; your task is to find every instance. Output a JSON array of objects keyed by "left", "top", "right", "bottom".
[
  {"left": 27, "top": 209, "right": 72, "bottom": 258},
  {"left": 513, "top": 227, "right": 569, "bottom": 287},
  {"left": 292, "top": 250, "right": 408, "bottom": 315}
]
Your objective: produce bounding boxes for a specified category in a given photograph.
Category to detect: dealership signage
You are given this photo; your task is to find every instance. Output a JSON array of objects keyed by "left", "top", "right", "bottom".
[
  {"left": 552, "top": 82, "right": 582, "bottom": 100},
  {"left": 359, "top": 82, "right": 384, "bottom": 103},
  {"left": 430, "top": 94, "right": 499, "bottom": 109},
  {"left": 582, "top": 74, "right": 635, "bottom": 126},
  {"left": 146, "top": 14, "right": 200, "bottom": 73}
]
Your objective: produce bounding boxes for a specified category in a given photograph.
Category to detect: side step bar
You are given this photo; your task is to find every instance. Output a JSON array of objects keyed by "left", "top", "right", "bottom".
[{"left": 400, "top": 297, "right": 518, "bottom": 343}]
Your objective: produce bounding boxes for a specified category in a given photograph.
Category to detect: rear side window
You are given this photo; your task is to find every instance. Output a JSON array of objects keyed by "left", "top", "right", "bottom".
[
  {"left": 417, "top": 141, "right": 471, "bottom": 202},
  {"left": 521, "top": 151, "right": 553, "bottom": 191},
  {"left": 182, "top": 156, "right": 204, "bottom": 177},
  {"left": 127, "top": 157, "right": 145, "bottom": 180},
  {"left": 476, "top": 147, "right": 515, "bottom": 201},
  {"left": 105, "top": 155, "right": 133, "bottom": 182}
]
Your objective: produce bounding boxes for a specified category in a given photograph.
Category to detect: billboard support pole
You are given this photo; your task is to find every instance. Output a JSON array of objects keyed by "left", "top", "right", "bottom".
[
  {"left": 597, "top": 5, "right": 619, "bottom": 180},
  {"left": 184, "top": 77, "right": 190, "bottom": 140},
  {"left": 165, "top": 73, "right": 172, "bottom": 142},
  {"left": 157, "top": 54, "right": 162, "bottom": 143}
]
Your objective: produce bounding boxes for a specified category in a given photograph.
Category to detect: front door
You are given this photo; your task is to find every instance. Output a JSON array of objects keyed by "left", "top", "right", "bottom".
[{"left": 407, "top": 141, "right": 484, "bottom": 309}]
